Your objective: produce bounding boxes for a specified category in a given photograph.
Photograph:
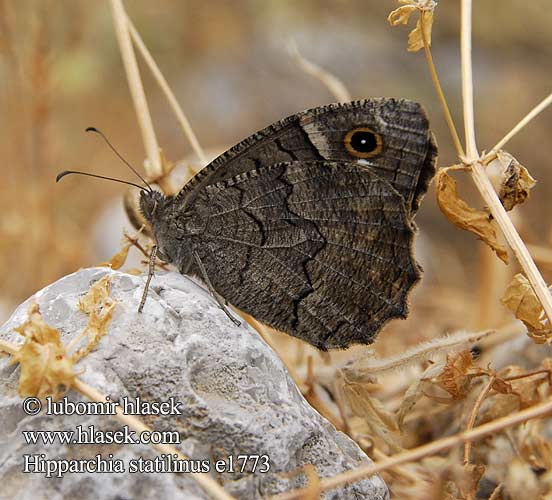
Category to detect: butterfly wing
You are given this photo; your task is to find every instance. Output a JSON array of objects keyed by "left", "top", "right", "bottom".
[
  {"left": 186, "top": 161, "right": 420, "bottom": 350},
  {"left": 179, "top": 99, "right": 437, "bottom": 216}
]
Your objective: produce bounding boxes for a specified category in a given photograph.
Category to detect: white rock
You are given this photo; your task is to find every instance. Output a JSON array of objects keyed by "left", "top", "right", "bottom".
[{"left": 0, "top": 268, "right": 388, "bottom": 499}]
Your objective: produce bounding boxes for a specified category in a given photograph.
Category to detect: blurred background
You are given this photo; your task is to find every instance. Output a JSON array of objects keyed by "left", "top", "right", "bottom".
[{"left": 1, "top": 0, "right": 551, "bottom": 345}]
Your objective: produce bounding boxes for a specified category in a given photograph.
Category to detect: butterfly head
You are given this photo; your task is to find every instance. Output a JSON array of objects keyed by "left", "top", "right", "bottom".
[
  {"left": 139, "top": 189, "right": 177, "bottom": 262},
  {"left": 139, "top": 190, "right": 167, "bottom": 226}
]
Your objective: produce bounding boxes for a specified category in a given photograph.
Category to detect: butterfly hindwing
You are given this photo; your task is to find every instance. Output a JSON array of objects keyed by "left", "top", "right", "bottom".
[{"left": 187, "top": 161, "right": 420, "bottom": 350}]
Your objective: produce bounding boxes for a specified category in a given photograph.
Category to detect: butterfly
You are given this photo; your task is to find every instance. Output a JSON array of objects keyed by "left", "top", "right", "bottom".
[{"left": 138, "top": 98, "right": 437, "bottom": 350}]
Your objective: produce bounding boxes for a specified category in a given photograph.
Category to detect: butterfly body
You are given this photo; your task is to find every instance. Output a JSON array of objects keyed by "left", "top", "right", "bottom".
[{"left": 140, "top": 99, "right": 437, "bottom": 350}]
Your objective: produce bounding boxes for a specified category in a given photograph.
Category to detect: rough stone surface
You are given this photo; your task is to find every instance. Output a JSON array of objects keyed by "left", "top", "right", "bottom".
[{"left": 0, "top": 267, "right": 388, "bottom": 500}]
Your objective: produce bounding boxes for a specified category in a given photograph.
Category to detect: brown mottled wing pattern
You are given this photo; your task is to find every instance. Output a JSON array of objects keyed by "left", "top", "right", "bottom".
[
  {"left": 178, "top": 98, "right": 437, "bottom": 216},
  {"left": 188, "top": 161, "right": 420, "bottom": 350}
]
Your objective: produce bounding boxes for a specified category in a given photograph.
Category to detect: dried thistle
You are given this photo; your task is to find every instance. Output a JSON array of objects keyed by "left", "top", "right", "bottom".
[{"left": 70, "top": 275, "right": 116, "bottom": 361}]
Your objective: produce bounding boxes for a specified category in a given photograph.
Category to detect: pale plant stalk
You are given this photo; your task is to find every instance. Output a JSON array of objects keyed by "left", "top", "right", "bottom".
[
  {"left": 490, "top": 92, "right": 552, "bottom": 153},
  {"left": 488, "top": 484, "right": 503, "bottom": 500},
  {"left": 110, "top": 0, "right": 161, "bottom": 177},
  {"left": 460, "top": 0, "right": 478, "bottom": 159},
  {"left": 288, "top": 39, "right": 351, "bottom": 103},
  {"left": 270, "top": 395, "right": 552, "bottom": 499},
  {"left": 126, "top": 17, "right": 207, "bottom": 166},
  {"left": 420, "top": 12, "right": 464, "bottom": 158},
  {"left": 372, "top": 448, "right": 420, "bottom": 485},
  {"left": 459, "top": 0, "right": 552, "bottom": 327},
  {"left": 463, "top": 375, "right": 495, "bottom": 465}
]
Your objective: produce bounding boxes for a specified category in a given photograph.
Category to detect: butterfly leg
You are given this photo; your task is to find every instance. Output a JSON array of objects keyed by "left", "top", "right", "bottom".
[
  {"left": 193, "top": 251, "right": 241, "bottom": 327},
  {"left": 138, "top": 245, "right": 158, "bottom": 313}
]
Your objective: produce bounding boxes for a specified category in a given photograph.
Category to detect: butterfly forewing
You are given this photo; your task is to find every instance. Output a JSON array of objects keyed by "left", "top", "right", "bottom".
[{"left": 179, "top": 99, "right": 436, "bottom": 217}]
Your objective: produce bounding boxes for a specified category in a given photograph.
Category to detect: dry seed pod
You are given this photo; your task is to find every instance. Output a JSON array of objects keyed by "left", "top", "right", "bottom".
[{"left": 487, "top": 151, "right": 536, "bottom": 211}]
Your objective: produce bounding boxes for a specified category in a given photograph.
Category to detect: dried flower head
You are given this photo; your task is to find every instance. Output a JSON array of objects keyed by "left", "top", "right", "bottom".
[{"left": 388, "top": 0, "right": 437, "bottom": 52}]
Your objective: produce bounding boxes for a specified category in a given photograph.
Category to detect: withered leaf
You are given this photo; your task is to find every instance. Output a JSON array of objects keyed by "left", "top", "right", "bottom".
[
  {"left": 518, "top": 421, "right": 552, "bottom": 471},
  {"left": 123, "top": 268, "right": 143, "bottom": 276},
  {"left": 12, "top": 304, "right": 75, "bottom": 399},
  {"left": 504, "top": 460, "right": 540, "bottom": 500},
  {"left": 490, "top": 376, "right": 513, "bottom": 395},
  {"left": 425, "top": 350, "right": 485, "bottom": 401},
  {"left": 343, "top": 383, "right": 402, "bottom": 452},
  {"left": 458, "top": 464, "right": 486, "bottom": 500},
  {"left": 100, "top": 242, "right": 132, "bottom": 270},
  {"left": 508, "top": 376, "right": 545, "bottom": 409},
  {"left": 388, "top": 5, "right": 417, "bottom": 26},
  {"left": 388, "top": 1, "right": 436, "bottom": 52},
  {"left": 407, "top": 11, "right": 434, "bottom": 52},
  {"left": 501, "top": 273, "right": 551, "bottom": 344},
  {"left": 396, "top": 361, "right": 443, "bottom": 429},
  {"left": 436, "top": 168, "right": 508, "bottom": 263}
]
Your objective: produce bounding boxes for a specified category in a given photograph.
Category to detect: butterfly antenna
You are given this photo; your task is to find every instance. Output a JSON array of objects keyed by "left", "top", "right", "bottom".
[
  {"left": 85, "top": 127, "right": 153, "bottom": 192},
  {"left": 56, "top": 170, "right": 148, "bottom": 191}
]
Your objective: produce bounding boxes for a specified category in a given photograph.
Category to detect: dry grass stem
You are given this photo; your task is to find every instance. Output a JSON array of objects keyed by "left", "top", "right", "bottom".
[
  {"left": 288, "top": 39, "right": 351, "bottom": 103},
  {"left": 490, "top": 92, "right": 552, "bottom": 153},
  {"left": 270, "top": 396, "right": 552, "bottom": 499},
  {"left": 110, "top": 0, "right": 161, "bottom": 177},
  {"left": 504, "top": 369, "right": 551, "bottom": 384},
  {"left": 372, "top": 448, "right": 420, "bottom": 485},
  {"left": 420, "top": 12, "right": 464, "bottom": 157},
  {"left": 463, "top": 375, "right": 495, "bottom": 465},
  {"left": 460, "top": 0, "right": 478, "bottom": 159},
  {"left": 74, "top": 379, "right": 236, "bottom": 500},
  {"left": 303, "top": 357, "right": 346, "bottom": 432},
  {"left": 470, "top": 148, "right": 552, "bottom": 326},
  {"left": 459, "top": 0, "right": 552, "bottom": 329},
  {"left": 488, "top": 483, "right": 503, "bottom": 500},
  {"left": 126, "top": 17, "right": 207, "bottom": 166}
]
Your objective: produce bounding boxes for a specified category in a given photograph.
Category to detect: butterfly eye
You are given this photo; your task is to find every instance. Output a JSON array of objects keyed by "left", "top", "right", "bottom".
[{"left": 344, "top": 127, "right": 382, "bottom": 158}]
